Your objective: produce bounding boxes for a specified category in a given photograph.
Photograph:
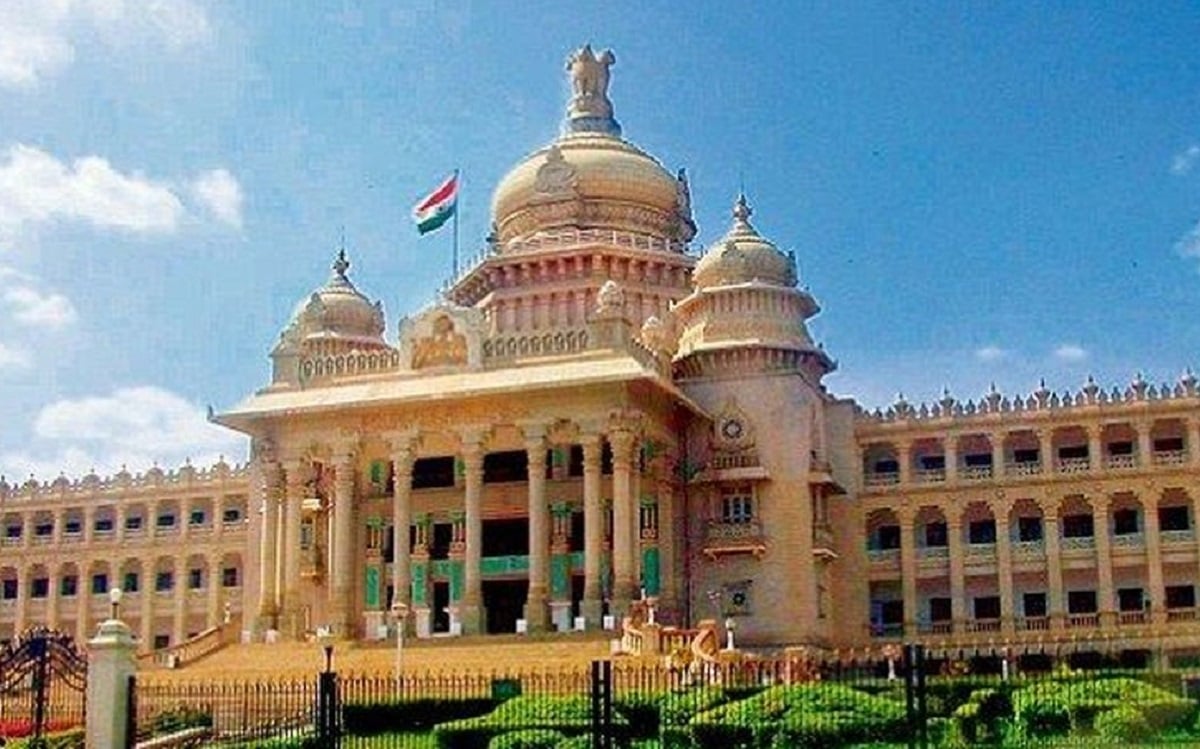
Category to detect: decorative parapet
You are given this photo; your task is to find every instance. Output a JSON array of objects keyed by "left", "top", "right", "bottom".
[
  {"left": 0, "top": 459, "right": 250, "bottom": 503},
  {"left": 856, "top": 372, "right": 1200, "bottom": 428}
]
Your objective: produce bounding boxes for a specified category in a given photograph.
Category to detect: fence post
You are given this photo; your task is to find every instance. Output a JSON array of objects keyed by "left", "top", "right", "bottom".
[{"left": 86, "top": 618, "right": 138, "bottom": 749}]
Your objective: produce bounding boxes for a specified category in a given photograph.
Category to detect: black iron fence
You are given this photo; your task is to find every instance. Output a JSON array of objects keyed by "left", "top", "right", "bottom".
[{"left": 129, "top": 647, "right": 1200, "bottom": 748}]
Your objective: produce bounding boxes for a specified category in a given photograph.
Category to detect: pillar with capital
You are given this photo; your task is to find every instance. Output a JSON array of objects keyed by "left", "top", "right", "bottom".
[
  {"left": 387, "top": 433, "right": 417, "bottom": 636},
  {"left": 255, "top": 457, "right": 283, "bottom": 636},
  {"left": 523, "top": 424, "right": 551, "bottom": 633},
  {"left": 609, "top": 426, "right": 638, "bottom": 620},
  {"left": 330, "top": 443, "right": 358, "bottom": 639},
  {"left": 458, "top": 430, "right": 486, "bottom": 635},
  {"left": 580, "top": 433, "right": 604, "bottom": 626},
  {"left": 281, "top": 458, "right": 309, "bottom": 638}
]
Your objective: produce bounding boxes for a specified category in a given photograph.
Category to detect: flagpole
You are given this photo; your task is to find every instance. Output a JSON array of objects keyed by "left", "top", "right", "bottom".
[{"left": 452, "top": 168, "right": 461, "bottom": 277}]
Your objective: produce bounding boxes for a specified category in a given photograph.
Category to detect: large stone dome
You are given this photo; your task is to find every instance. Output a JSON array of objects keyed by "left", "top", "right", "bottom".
[
  {"left": 490, "top": 45, "right": 695, "bottom": 245},
  {"left": 692, "top": 195, "right": 798, "bottom": 290},
  {"left": 282, "top": 250, "right": 386, "bottom": 348}
]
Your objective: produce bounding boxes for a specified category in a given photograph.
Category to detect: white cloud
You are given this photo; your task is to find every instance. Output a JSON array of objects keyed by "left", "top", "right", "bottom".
[
  {"left": 0, "top": 342, "right": 32, "bottom": 370},
  {"left": 974, "top": 345, "right": 1007, "bottom": 363},
  {"left": 1172, "top": 145, "right": 1200, "bottom": 176},
  {"left": 0, "top": 0, "right": 210, "bottom": 89},
  {"left": 0, "top": 144, "right": 185, "bottom": 238},
  {"left": 0, "top": 385, "right": 246, "bottom": 480},
  {"left": 192, "top": 168, "right": 243, "bottom": 229},
  {"left": 3, "top": 286, "right": 77, "bottom": 328},
  {"left": 1053, "top": 344, "right": 1088, "bottom": 363}
]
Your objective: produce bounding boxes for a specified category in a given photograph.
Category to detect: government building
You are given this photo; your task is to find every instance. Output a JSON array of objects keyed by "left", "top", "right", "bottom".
[{"left": 1, "top": 46, "right": 1198, "bottom": 669}]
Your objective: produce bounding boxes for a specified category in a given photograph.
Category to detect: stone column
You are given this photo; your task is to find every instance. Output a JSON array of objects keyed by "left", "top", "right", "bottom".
[
  {"left": 899, "top": 506, "right": 918, "bottom": 638},
  {"left": 87, "top": 618, "right": 137, "bottom": 749},
  {"left": 256, "top": 460, "right": 282, "bottom": 634},
  {"left": 524, "top": 426, "right": 550, "bottom": 632},
  {"left": 172, "top": 558, "right": 187, "bottom": 644},
  {"left": 581, "top": 433, "right": 604, "bottom": 626},
  {"left": 947, "top": 505, "right": 966, "bottom": 631},
  {"left": 994, "top": 498, "right": 1015, "bottom": 634},
  {"left": 609, "top": 428, "right": 637, "bottom": 620},
  {"left": 1091, "top": 494, "right": 1114, "bottom": 628},
  {"left": 331, "top": 445, "right": 357, "bottom": 638},
  {"left": 991, "top": 432, "right": 1006, "bottom": 479},
  {"left": 206, "top": 553, "right": 222, "bottom": 629},
  {"left": 459, "top": 431, "right": 486, "bottom": 635},
  {"left": 1043, "top": 504, "right": 1064, "bottom": 631},
  {"left": 281, "top": 458, "right": 308, "bottom": 638},
  {"left": 1143, "top": 490, "right": 1165, "bottom": 625},
  {"left": 388, "top": 435, "right": 416, "bottom": 633}
]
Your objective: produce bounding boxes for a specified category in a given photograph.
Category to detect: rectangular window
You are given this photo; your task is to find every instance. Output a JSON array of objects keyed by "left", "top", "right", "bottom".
[
  {"left": 974, "top": 596, "right": 1001, "bottom": 620},
  {"left": 875, "top": 525, "right": 901, "bottom": 550},
  {"left": 1160, "top": 506, "right": 1191, "bottom": 532},
  {"left": 1117, "top": 587, "right": 1145, "bottom": 612},
  {"left": 61, "top": 576, "right": 77, "bottom": 597},
  {"left": 123, "top": 572, "right": 139, "bottom": 593},
  {"left": 1113, "top": 508, "right": 1140, "bottom": 535},
  {"left": 928, "top": 597, "right": 951, "bottom": 622},
  {"left": 222, "top": 508, "right": 242, "bottom": 523},
  {"left": 222, "top": 567, "right": 239, "bottom": 587},
  {"left": 1023, "top": 592, "right": 1047, "bottom": 617},
  {"left": 1, "top": 580, "right": 16, "bottom": 600},
  {"left": 918, "top": 455, "right": 945, "bottom": 471},
  {"left": 1107, "top": 441, "right": 1134, "bottom": 456},
  {"left": 1062, "top": 514, "right": 1094, "bottom": 538},
  {"left": 125, "top": 516, "right": 143, "bottom": 531},
  {"left": 189, "top": 569, "right": 203, "bottom": 590},
  {"left": 1013, "top": 448, "right": 1040, "bottom": 464},
  {"left": 94, "top": 518, "right": 114, "bottom": 533},
  {"left": 154, "top": 572, "right": 173, "bottom": 592},
  {"left": 924, "top": 522, "right": 947, "bottom": 547},
  {"left": 1058, "top": 445, "right": 1088, "bottom": 460},
  {"left": 1166, "top": 585, "right": 1196, "bottom": 609},
  {"left": 64, "top": 518, "right": 82, "bottom": 535},
  {"left": 968, "top": 520, "right": 996, "bottom": 545},
  {"left": 189, "top": 509, "right": 206, "bottom": 526},
  {"left": 1068, "top": 590, "right": 1098, "bottom": 614},
  {"left": 721, "top": 489, "right": 754, "bottom": 524},
  {"left": 1154, "top": 437, "right": 1184, "bottom": 452},
  {"left": 91, "top": 574, "right": 108, "bottom": 595},
  {"left": 1018, "top": 517, "right": 1043, "bottom": 542},
  {"left": 156, "top": 513, "right": 176, "bottom": 528},
  {"left": 30, "top": 578, "right": 48, "bottom": 598}
]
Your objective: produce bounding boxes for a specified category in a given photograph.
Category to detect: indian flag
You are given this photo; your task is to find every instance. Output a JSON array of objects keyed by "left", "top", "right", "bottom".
[{"left": 412, "top": 172, "right": 458, "bottom": 235}]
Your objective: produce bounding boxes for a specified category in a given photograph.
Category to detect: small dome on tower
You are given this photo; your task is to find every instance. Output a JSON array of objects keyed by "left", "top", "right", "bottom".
[
  {"left": 281, "top": 249, "right": 386, "bottom": 348},
  {"left": 692, "top": 195, "right": 798, "bottom": 290}
]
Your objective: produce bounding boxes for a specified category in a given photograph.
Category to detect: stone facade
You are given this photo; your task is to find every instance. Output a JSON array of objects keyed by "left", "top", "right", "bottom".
[{"left": 2, "top": 46, "right": 1199, "bottom": 665}]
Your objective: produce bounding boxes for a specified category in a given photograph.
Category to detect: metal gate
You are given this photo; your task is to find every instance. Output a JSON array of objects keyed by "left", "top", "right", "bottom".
[{"left": 0, "top": 627, "right": 88, "bottom": 743}]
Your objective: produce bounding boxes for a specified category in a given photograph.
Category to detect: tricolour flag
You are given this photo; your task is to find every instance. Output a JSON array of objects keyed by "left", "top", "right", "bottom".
[{"left": 412, "top": 172, "right": 458, "bottom": 235}]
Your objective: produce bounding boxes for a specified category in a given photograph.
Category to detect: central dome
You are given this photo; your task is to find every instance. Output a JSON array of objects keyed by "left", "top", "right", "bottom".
[{"left": 490, "top": 46, "right": 694, "bottom": 245}]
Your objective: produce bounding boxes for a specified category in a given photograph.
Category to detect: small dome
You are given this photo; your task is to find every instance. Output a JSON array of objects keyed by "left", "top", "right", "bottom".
[
  {"left": 282, "top": 250, "right": 386, "bottom": 348},
  {"left": 692, "top": 196, "right": 798, "bottom": 290}
]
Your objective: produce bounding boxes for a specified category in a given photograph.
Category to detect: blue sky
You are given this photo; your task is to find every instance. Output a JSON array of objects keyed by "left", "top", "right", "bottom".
[{"left": 1, "top": 1, "right": 1199, "bottom": 480}]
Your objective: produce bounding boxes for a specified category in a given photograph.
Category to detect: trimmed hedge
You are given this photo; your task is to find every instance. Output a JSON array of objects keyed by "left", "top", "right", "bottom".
[
  {"left": 1011, "top": 677, "right": 1194, "bottom": 738},
  {"left": 434, "top": 695, "right": 629, "bottom": 749},
  {"left": 688, "top": 683, "right": 907, "bottom": 749}
]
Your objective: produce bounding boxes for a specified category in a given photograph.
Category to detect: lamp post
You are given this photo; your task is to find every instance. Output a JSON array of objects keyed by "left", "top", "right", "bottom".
[{"left": 108, "top": 587, "right": 123, "bottom": 621}]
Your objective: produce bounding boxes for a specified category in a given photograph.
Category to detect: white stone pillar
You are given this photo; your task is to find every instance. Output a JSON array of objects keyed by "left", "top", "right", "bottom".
[{"left": 87, "top": 618, "right": 137, "bottom": 749}]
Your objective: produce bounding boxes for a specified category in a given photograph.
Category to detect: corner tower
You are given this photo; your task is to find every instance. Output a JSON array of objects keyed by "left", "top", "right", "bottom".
[{"left": 674, "top": 196, "right": 843, "bottom": 647}]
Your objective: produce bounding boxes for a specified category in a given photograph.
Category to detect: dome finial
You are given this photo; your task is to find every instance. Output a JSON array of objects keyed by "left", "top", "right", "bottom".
[{"left": 564, "top": 44, "right": 621, "bottom": 136}]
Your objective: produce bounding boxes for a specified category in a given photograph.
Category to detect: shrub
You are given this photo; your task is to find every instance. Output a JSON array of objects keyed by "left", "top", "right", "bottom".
[
  {"left": 487, "top": 729, "right": 567, "bottom": 749},
  {"left": 689, "top": 683, "right": 907, "bottom": 749},
  {"left": 1095, "top": 706, "right": 1152, "bottom": 743}
]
